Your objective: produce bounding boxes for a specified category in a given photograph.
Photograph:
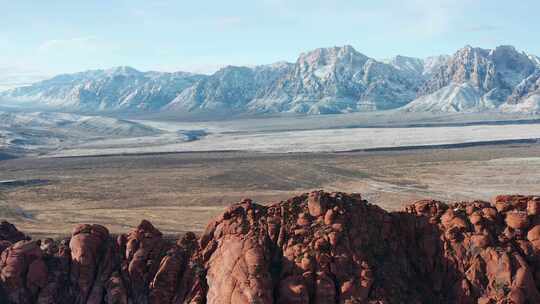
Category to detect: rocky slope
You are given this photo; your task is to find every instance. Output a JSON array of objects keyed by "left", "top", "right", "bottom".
[
  {"left": 0, "top": 111, "right": 161, "bottom": 157},
  {"left": 249, "top": 46, "right": 421, "bottom": 114},
  {"left": 2, "top": 191, "right": 540, "bottom": 303},
  {"left": 385, "top": 54, "right": 450, "bottom": 79},
  {"left": 166, "top": 62, "right": 292, "bottom": 113},
  {"left": 500, "top": 70, "right": 540, "bottom": 113},
  {"left": 405, "top": 45, "right": 540, "bottom": 113},
  {"left": 0, "top": 67, "right": 204, "bottom": 112}
]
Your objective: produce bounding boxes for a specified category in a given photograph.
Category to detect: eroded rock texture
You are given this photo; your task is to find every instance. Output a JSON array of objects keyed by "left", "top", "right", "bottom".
[
  {"left": 2, "top": 191, "right": 540, "bottom": 303},
  {"left": 0, "top": 221, "right": 29, "bottom": 253}
]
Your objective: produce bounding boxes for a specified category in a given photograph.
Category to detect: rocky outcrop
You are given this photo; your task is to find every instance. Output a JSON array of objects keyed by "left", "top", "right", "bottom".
[
  {"left": 0, "top": 221, "right": 29, "bottom": 245},
  {"left": 2, "top": 191, "right": 540, "bottom": 303},
  {"left": 0, "top": 240, "right": 47, "bottom": 304}
]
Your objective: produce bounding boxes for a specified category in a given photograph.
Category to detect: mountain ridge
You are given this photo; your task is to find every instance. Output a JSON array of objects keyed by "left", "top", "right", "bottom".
[
  {"left": 405, "top": 45, "right": 540, "bottom": 113},
  {"left": 2, "top": 44, "right": 540, "bottom": 116}
]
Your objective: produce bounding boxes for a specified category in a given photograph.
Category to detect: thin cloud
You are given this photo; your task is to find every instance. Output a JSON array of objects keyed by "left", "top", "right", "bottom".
[
  {"left": 215, "top": 16, "right": 243, "bottom": 27},
  {"left": 398, "top": 0, "right": 463, "bottom": 37},
  {"left": 465, "top": 25, "right": 499, "bottom": 32},
  {"left": 260, "top": 0, "right": 471, "bottom": 38},
  {"left": 37, "top": 36, "right": 100, "bottom": 53}
]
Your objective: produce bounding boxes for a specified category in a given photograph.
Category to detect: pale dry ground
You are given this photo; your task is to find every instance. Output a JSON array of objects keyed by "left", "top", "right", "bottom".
[{"left": 1, "top": 143, "right": 540, "bottom": 238}]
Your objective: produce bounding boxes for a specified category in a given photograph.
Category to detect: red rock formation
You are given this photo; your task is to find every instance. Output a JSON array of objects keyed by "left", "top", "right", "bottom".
[
  {"left": 1, "top": 191, "right": 540, "bottom": 303},
  {"left": 69, "top": 224, "right": 115, "bottom": 304},
  {"left": 149, "top": 232, "right": 200, "bottom": 304},
  {"left": 0, "top": 240, "right": 47, "bottom": 304},
  {"left": 117, "top": 219, "right": 167, "bottom": 303},
  {"left": 0, "top": 221, "right": 29, "bottom": 253}
]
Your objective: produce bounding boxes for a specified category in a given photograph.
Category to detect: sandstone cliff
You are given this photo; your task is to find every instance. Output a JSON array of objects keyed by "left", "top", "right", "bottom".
[{"left": 1, "top": 191, "right": 540, "bottom": 303}]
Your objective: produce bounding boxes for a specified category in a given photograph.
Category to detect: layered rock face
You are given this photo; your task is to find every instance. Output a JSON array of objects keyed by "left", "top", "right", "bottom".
[{"left": 2, "top": 191, "right": 540, "bottom": 303}]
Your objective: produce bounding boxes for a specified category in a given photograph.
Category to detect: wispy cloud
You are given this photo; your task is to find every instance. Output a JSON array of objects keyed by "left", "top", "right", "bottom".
[
  {"left": 215, "top": 16, "right": 243, "bottom": 28},
  {"left": 129, "top": 1, "right": 179, "bottom": 24},
  {"left": 259, "top": 0, "right": 471, "bottom": 38},
  {"left": 464, "top": 25, "right": 499, "bottom": 32},
  {"left": 37, "top": 36, "right": 100, "bottom": 53},
  {"left": 390, "top": 0, "right": 468, "bottom": 37}
]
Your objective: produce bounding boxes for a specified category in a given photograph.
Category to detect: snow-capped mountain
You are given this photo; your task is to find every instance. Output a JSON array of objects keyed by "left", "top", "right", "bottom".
[
  {"left": 421, "top": 55, "right": 452, "bottom": 77},
  {"left": 255, "top": 45, "right": 421, "bottom": 114},
  {"left": 158, "top": 46, "right": 428, "bottom": 114},
  {"left": 1, "top": 67, "right": 203, "bottom": 112},
  {"left": 171, "top": 46, "right": 424, "bottom": 114},
  {"left": 500, "top": 70, "right": 540, "bottom": 113},
  {"left": 2, "top": 45, "right": 540, "bottom": 116},
  {"left": 385, "top": 54, "right": 450, "bottom": 78},
  {"left": 167, "top": 62, "right": 292, "bottom": 112},
  {"left": 0, "top": 46, "right": 425, "bottom": 115},
  {"left": 528, "top": 54, "right": 540, "bottom": 67},
  {"left": 405, "top": 45, "right": 540, "bottom": 113}
]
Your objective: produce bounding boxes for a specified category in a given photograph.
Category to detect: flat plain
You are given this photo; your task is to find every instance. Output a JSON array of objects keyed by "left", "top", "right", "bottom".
[{"left": 1, "top": 143, "right": 539, "bottom": 238}]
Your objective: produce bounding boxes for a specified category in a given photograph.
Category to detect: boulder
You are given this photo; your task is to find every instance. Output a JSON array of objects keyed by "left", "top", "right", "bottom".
[
  {"left": 506, "top": 211, "right": 530, "bottom": 230},
  {"left": 0, "top": 240, "right": 47, "bottom": 304}
]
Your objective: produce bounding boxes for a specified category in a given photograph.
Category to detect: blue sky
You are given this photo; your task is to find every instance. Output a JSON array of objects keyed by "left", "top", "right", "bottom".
[{"left": 1, "top": 0, "right": 539, "bottom": 87}]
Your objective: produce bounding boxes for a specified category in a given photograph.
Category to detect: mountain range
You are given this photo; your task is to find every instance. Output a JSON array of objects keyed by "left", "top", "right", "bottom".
[{"left": 2, "top": 45, "right": 540, "bottom": 116}]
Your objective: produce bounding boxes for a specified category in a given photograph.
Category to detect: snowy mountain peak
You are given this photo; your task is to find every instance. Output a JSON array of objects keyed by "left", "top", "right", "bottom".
[
  {"left": 297, "top": 45, "right": 368, "bottom": 67},
  {"left": 386, "top": 54, "right": 450, "bottom": 79},
  {"left": 213, "top": 65, "right": 252, "bottom": 76},
  {"left": 387, "top": 55, "right": 424, "bottom": 76},
  {"left": 260, "top": 61, "right": 294, "bottom": 70},
  {"left": 454, "top": 45, "right": 488, "bottom": 60},
  {"left": 104, "top": 66, "right": 142, "bottom": 77},
  {"left": 422, "top": 55, "right": 451, "bottom": 76},
  {"left": 493, "top": 44, "right": 518, "bottom": 52}
]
